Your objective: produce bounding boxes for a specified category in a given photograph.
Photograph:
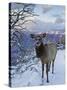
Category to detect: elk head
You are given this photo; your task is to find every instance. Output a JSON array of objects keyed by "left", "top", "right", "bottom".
[
  {"left": 30, "top": 33, "right": 46, "bottom": 58},
  {"left": 30, "top": 33, "right": 46, "bottom": 47}
]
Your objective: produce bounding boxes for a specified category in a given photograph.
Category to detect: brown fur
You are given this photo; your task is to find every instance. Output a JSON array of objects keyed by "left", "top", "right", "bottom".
[{"left": 35, "top": 42, "right": 57, "bottom": 64}]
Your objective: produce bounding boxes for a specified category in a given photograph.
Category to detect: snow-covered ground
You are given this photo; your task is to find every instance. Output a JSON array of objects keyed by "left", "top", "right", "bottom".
[{"left": 11, "top": 50, "right": 65, "bottom": 87}]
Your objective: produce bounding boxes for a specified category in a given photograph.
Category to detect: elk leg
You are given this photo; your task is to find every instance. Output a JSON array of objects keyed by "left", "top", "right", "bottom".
[
  {"left": 52, "top": 60, "right": 54, "bottom": 74},
  {"left": 42, "top": 63, "right": 44, "bottom": 79},
  {"left": 46, "top": 63, "right": 49, "bottom": 83},
  {"left": 48, "top": 61, "right": 51, "bottom": 72}
]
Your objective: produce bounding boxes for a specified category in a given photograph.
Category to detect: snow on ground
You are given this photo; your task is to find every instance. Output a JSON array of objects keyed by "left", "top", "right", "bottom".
[{"left": 11, "top": 50, "right": 65, "bottom": 87}]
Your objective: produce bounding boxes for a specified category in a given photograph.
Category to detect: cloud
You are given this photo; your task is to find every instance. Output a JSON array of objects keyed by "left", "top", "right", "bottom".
[
  {"left": 42, "top": 5, "right": 52, "bottom": 13},
  {"left": 55, "top": 18, "right": 65, "bottom": 24}
]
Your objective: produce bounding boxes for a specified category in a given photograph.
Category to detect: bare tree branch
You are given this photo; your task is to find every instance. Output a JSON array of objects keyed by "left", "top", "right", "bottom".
[{"left": 9, "top": 3, "right": 37, "bottom": 30}]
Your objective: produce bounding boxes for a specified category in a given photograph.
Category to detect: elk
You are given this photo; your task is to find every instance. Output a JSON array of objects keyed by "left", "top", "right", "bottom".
[{"left": 30, "top": 33, "right": 57, "bottom": 82}]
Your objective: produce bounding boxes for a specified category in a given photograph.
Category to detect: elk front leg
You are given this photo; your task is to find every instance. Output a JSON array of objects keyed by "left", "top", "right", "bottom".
[
  {"left": 46, "top": 63, "right": 49, "bottom": 83},
  {"left": 52, "top": 60, "right": 54, "bottom": 74},
  {"left": 42, "top": 63, "right": 44, "bottom": 79}
]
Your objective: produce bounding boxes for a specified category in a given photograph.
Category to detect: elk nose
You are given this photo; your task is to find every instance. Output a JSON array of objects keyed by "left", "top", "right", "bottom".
[{"left": 37, "top": 42, "right": 39, "bottom": 44}]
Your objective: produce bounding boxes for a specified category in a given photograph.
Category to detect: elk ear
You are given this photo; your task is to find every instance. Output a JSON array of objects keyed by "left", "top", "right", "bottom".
[
  {"left": 42, "top": 33, "right": 46, "bottom": 38},
  {"left": 30, "top": 34, "right": 35, "bottom": 38}
]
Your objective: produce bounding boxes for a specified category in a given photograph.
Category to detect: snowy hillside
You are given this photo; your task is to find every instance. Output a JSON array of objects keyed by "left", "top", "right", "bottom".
[{"left": 11, "top": 50, "right": 65, "bottom": 87}]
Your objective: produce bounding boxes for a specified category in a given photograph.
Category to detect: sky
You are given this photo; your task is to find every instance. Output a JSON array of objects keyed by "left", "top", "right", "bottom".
[
  {"left": 11, "top": 3, "right": 65, "bottom": 32},
  {"left": 30, "top": 4, "right": 65, "bottom": 33},
  {"left": 11, "top": 3, "right": 65, "bottom": 24},
  {"left": 34, "top": 4, "right": 65, "bottom": 24}
]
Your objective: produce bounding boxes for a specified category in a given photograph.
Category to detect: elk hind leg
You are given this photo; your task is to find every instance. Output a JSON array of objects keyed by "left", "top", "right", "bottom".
[{"left": 48, "top": 61, "right": 51, "bottom": 72}]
